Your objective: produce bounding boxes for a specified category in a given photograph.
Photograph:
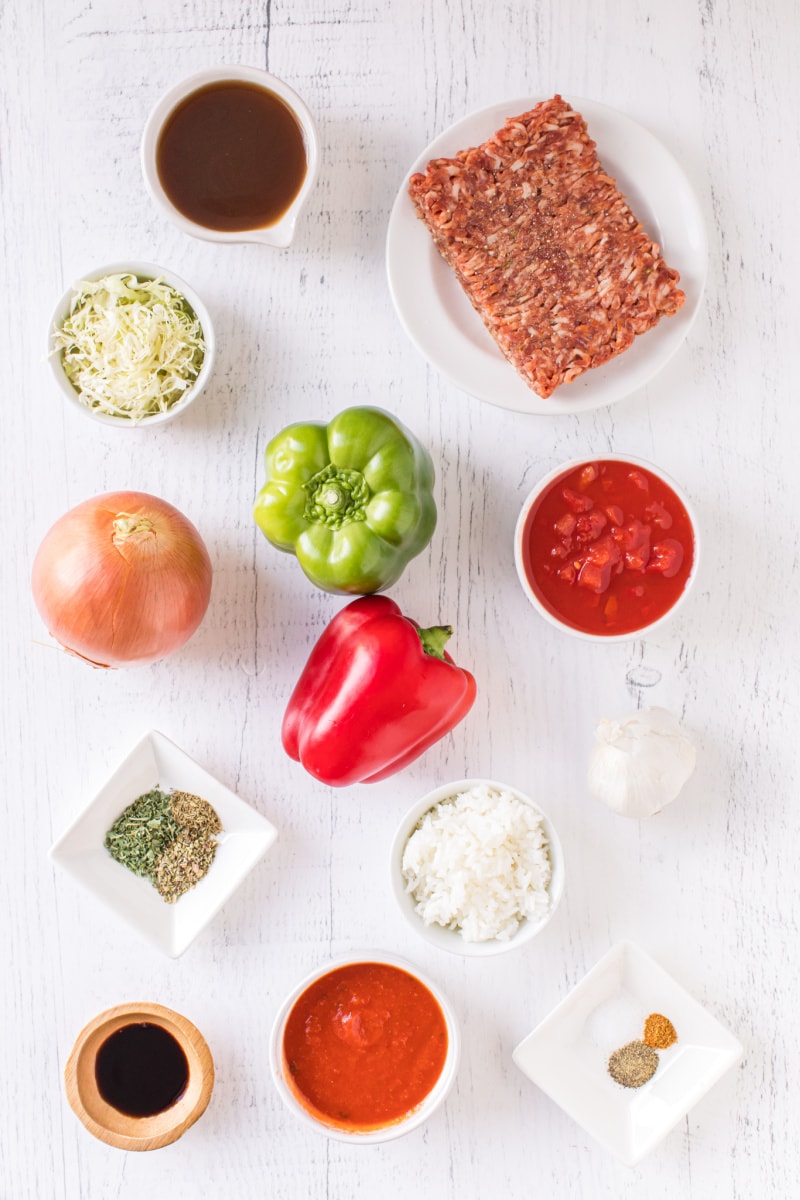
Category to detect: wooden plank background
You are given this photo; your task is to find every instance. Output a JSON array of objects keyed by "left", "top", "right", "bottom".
[{"left": 1, "top": 0, "right": 797, "bottom": 1195}]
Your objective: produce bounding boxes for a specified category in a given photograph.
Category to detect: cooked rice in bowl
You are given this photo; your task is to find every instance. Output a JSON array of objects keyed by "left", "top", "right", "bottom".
[{"left": 401, "top": 783, "right": 553, "bottom": 943}]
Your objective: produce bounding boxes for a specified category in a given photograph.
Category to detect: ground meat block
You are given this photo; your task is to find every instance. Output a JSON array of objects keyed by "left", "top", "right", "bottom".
[{"left": 408, "top": 95, "right": 685, "bottom": 399}]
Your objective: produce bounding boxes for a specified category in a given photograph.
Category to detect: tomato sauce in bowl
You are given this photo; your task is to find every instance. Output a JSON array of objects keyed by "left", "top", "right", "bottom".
[
  {"left": 515, "top": 457, "right": 697, "bottom": 639},
  {"left": 271, "top": 955, "right": 459, "bottom": 1141}
]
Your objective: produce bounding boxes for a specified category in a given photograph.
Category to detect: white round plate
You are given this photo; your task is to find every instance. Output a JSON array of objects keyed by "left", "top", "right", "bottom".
[{"left": 386, "top": 97, "right": 707, "bottom": 415}]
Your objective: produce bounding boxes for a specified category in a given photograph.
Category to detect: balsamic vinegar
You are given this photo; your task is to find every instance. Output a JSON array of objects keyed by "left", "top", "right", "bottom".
[{"left": 95, "top": 1022, "right": 189, "bottom": 1118}]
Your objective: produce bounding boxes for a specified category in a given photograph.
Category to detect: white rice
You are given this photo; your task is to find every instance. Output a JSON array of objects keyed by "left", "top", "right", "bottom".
[{"left": 401, "top": 784, "right": 552, "bottom": 942}]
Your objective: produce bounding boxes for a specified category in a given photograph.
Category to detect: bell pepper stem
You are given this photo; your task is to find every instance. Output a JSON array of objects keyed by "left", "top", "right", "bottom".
[
  {"left": 417, "top": 625, "right": 453, "bottom": 661},
  {"left": 320, "top": 485, "right": 347, "bottom": 512}
]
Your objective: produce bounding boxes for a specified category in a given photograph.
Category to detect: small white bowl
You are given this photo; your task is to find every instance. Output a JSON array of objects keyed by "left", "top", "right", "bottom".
[
  {"left": 141, "top": 65, "right": 319, "bottom": 248},
  {"left": 390, "top": 778, "right": 565, "bottom": 958},
  {"left": 49, "top": 730, "right": 278, "bottom": 957},
  {"left": 48, "top": 261, "right": 215, "bottom": 428},
  {"left": 514, "top": 454, "right": 700, "bottom": 643},
  {"left": 512, "top": 940, "right": 743, "bottom": 1166},
  {"left": 269, "top": 951, "right": 460, "bottom": 1143}
]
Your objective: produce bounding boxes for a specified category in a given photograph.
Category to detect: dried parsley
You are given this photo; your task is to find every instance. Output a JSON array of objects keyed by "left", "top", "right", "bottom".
[
  {"left": 104, "top": 788, "right": 179, "bottom": 877},
  {"left": 104, "top": 786, "right": 222, "bottom": 903}
]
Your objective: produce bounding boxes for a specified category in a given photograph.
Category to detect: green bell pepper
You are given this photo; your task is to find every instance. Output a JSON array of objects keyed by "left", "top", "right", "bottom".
[{"left": 253, "top": 406, "right": 437, "bottom": 594}]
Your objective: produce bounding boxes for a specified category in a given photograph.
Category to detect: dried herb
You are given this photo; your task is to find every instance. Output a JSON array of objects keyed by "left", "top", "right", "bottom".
[
  {"left": 607, "top": 1040, "right": 659, "bottom": 1088},
  {"left": 153, "top": 829, "right": 218, "bottom": 904},
  {"left": 170, "top": 790, "right": 222, "bottom": 837},
  {"left": 104, "top": 785, "right": 222, "bottom": 903},
  {"left": 104, "top": 788, "right": 179, "bottom": 877}
]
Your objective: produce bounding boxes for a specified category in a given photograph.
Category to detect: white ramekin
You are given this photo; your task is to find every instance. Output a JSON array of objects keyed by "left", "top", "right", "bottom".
[
  {"left": 47, "top": 261, "right": 215, "bottom": 428},
  {"left": 514, "top": 454, "right": 700, "bottom": 643},
  {"left": 269, "top": 951, "right": 460, "bottom": 1143}
]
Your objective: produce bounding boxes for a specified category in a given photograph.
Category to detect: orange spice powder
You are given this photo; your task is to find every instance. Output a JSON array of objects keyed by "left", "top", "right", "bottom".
[{"left": 643, "top": 1012, "right": 677, "bottom": 1049}]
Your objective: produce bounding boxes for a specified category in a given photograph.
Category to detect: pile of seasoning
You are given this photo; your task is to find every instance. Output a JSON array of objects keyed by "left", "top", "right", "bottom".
[
  {"left": 643, "top": 1011, "right": 678, "bottom": 1050},
  {"left": 105, "top": 787, "right": 222, "bottom": 903},
  {"left": 607, "top": 1012, "right": 678, "bottom": 1089}
]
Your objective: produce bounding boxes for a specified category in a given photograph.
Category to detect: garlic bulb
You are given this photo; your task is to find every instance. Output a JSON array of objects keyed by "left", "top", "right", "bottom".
[{"left": 588, "top": 707, "right": 696, "bottom": 818}]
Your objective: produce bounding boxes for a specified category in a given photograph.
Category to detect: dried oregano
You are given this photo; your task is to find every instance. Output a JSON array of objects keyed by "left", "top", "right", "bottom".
[
  {"left": 170, "top": 790, "right": 222, "bottom": 837},
  {"left": 153, "top": 830, "right": 219, "bottom": 904}
]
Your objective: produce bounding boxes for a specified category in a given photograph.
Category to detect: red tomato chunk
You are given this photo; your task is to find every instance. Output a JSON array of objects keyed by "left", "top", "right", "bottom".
[
  {"left": 282, "top": 962, "right": 448, "bottom": 1131},
  {"left": 562, "top": 487, "right": 594, "bottom": 513},
  {"left": 522, "top": 460, "right": 695, "bottom": 635}
]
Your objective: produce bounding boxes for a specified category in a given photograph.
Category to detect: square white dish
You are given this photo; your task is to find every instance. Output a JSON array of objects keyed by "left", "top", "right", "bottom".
[
  {"left": 512, "top": 940, "right": 742, "bottom": 1166},
  {"left": 49, "top": 730, "right": 278, "bottom": 957}
]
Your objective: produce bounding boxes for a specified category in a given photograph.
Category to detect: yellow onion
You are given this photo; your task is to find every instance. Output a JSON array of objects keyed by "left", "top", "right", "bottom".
[{"left": 32, "top": 491, "right": 213, "bottom": 667}]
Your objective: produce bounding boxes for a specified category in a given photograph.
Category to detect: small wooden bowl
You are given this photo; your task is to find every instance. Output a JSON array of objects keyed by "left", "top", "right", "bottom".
[{"left": 64, "top": 1002, "right": 214, "bottom": 1151}]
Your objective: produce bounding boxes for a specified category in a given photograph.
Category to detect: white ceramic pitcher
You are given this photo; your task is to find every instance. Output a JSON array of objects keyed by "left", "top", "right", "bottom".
[{"left": 140, "top": 65, "right": 319, "bottom": 248}]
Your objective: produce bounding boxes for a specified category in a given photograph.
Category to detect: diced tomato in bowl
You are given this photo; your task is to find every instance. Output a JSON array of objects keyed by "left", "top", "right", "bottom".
[{"left": 514, "top": 456, "right": 699, "bottom": 641}]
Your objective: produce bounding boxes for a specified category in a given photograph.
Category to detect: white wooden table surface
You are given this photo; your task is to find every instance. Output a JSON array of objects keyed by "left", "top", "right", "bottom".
[{"left": 2, "top": 1, "right": 798, "bottom": 1196}]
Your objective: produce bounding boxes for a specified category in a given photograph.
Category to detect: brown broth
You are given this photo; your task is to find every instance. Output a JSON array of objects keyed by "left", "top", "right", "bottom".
[{"left": 156, "top": 81, "right": 307, "bottom": 232}]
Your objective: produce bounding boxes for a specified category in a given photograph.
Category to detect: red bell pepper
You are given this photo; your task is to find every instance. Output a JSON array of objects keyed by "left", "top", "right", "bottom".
[{"left": 282, "top": 595, "right": 477, "bottom": 786}]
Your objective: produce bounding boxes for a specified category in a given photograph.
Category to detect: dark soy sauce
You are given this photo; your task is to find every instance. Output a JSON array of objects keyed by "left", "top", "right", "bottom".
[
  {"left": 95, "top": 1022, "right": 189, "bottom": 1118},
  {"left": 156, "top": 81, "right": 307, "bottom": 232}
]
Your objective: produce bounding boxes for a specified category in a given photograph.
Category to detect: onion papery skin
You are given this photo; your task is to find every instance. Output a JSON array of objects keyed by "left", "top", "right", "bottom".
[{"left": 31, "top": 491, "right": 213, "bottom": 668}]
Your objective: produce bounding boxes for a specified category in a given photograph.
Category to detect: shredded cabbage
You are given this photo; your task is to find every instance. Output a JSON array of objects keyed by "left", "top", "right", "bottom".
[{"left": 52, "top": 272, "right": 206, "bottom": 421}]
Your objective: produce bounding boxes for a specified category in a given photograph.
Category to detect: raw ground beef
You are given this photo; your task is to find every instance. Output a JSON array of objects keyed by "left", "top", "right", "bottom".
[{"left": 408, "top": 95, "right": 685, "bottom": 399}]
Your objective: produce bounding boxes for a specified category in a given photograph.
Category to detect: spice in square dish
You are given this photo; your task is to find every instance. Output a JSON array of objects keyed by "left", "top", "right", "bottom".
[{"left": 408, "top": 95, "right": 685, "bottom": 398}]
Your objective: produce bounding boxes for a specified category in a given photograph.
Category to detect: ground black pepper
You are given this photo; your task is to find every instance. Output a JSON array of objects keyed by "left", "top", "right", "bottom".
[{"left": 607, "top": 1040, "right": 659, "bottom": 1088}]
